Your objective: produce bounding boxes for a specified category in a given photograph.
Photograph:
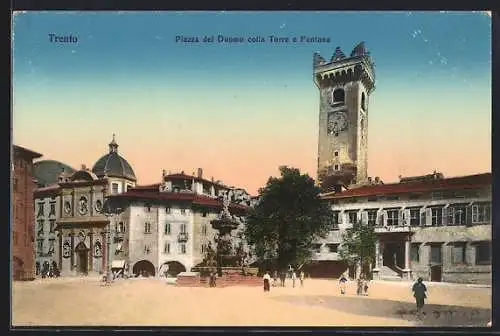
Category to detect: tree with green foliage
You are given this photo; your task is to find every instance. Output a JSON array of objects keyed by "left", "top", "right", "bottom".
[
  {"left": 338, "top": 220, "right": 377, "bottom": 278},
  {"left": 244, "top": 166, "right": 334, "bottom": 271}
]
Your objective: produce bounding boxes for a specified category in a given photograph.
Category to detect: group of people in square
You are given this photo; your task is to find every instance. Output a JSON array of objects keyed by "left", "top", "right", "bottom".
[
  {"left": 263, "top": 265, "right": 305, "bottom": 292},
  {"left": 262, "top": 266, "right": 433, "bottom": 318}
]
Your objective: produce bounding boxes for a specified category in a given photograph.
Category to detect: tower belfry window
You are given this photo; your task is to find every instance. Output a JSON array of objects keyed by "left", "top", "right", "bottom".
[{"left": 333, "top": 88, "right": 345, "bottom": 104}]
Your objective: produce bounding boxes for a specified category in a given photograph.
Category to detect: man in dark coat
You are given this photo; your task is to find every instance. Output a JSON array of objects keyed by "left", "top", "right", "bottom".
[{"left": 412, "top": 277, "right": 428, "bottom": 314}]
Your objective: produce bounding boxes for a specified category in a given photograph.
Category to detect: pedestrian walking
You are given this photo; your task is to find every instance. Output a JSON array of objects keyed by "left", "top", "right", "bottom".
[
  {"left": 356, "top": 274, "right": 364, "bottom": 296},
  {"left": 263, "top": 271, "right": 271, "bottom": 292},
  {"left": 299, "top": 271, "right": 305, "bottom": 287},
  {"left": 412, "top": 277, "right": 428, "bottom": 315},
  {"left": 280, "top": 271, "right": 286, "bottom": 287},
  {"left": 363, "top": 277, "right": 370, "bottom": 295},
  {"left": 273, "top": 270, "right": 278, "bottom": 287},
  {"left": 292, "top": 271, "right": 297, "bottom": 288},
  {"left": 339, "top": 274, "right": 348, "bottom": 295}
]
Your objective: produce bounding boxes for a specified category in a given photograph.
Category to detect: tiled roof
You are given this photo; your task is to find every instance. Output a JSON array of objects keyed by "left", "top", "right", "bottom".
[
  {"left": 322, "top": 173, "right": 491, "bottom": 199},
  {"left": 13, "top": 145, "right": 43, "bottom": 159},
  {"left": 34, "top": 183, "right": 61, "bottom": 198},
  {"left": 108, "top": 190, "right": 249, "bottom": 211},
  {"left": 35, "top": 184, "right": 60, "bottom": 192}
]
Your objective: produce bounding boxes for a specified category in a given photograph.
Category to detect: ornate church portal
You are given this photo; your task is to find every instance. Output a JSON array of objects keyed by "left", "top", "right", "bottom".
[{"left": 75, "top": 242, "right": 89, "bottom": 274}]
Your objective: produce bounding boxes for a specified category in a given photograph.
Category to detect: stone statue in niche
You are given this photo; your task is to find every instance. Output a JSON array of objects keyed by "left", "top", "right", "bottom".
[
  {"left": 78, "top": 196, "right": 88, "bottom": 215},
  {"left": 78, "top": 230, "right": 86, "bottom": 242},
  {"left": 94, "top": 199, "right": 103, "bottom": 213},
  {"left": 94, "top": 241, "right": 102, "bottom": 257},
  {"left": 62, "top": 241, "right": 71, "bottom": 258},
  {"left": 64, "top": 201, "right": 72, "bottom": 215}
]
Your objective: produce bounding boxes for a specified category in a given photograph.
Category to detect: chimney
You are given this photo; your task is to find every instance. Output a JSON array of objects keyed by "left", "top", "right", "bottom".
[
  {"left": 162, "top": 169, "right": 166, "bottom": 177},
  {"left": 81, "top": 164, "right": 86, "bottom": 170},
  {"left": 181, "top": 170, "right": 185, "bottom": 175},
  {"left": 374, "top": 176, "right": 380, "bottom": 184},
  {"left": 197, "top": 168, "right": 203, "bottom": 179}
]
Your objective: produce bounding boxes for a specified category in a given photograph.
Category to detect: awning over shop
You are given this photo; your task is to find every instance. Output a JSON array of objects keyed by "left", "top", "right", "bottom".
[{"left": 111, "top": 260, "right": 125, "bottom": 269}]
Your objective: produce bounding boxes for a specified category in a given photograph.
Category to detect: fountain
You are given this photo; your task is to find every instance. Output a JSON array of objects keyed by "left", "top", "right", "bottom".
[{"left": 177, "top": 191, "right": 259, "bottom": 287}]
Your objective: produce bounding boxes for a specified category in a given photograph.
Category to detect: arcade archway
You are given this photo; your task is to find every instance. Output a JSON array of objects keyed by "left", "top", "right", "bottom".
[
  {"left": 132, "top": 260, "right": 156, "bottom": 277},
  {"left": 160, "top": 261, "right": 186, "bottom": 277}
]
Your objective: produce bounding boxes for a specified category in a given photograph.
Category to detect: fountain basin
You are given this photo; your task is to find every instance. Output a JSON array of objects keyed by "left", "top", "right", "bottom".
[{"left": 178, "top": 267, "right": 261, "bottom": 287}]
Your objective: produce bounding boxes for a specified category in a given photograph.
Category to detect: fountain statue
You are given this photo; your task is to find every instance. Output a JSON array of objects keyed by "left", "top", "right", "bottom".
[
  {"left": 210, "top": 191, "right": 246, "bottom": 273},
  {"left": 191, "top": 190, "right": 258, "bottom": 284}
]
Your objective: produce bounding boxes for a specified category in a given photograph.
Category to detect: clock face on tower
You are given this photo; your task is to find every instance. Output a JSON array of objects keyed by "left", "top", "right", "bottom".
[{"left": 327, "top": 111, "right": 348, "bottom": 135}]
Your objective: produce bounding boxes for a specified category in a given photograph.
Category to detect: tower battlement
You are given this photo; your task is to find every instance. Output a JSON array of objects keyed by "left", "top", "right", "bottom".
[{"left": 313, "top": 42, "right": 376, "bottom": 94}]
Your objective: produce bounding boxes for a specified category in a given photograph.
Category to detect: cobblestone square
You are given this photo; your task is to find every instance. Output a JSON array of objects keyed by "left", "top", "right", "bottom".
[{"left": 12, "top": 278, "right": 491, "bottom": 327}]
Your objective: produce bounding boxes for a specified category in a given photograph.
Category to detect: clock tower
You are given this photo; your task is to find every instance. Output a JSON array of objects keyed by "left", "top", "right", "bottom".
[{"left": 313, "top": 42, "right": 376, "bottom": 190}]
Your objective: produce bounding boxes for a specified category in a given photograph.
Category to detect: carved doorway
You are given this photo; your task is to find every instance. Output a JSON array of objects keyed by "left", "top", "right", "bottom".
[{"left": 75, "top": 242, "right": 89, "bottom": 275}]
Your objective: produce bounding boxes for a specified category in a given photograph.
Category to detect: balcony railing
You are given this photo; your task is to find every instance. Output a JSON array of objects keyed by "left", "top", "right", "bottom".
[
  {"left": 374, "top": 225, "right": 411, "bottom": 233},
  {"left": 178, "top": 232, "right": 188, "bottom": 242}
]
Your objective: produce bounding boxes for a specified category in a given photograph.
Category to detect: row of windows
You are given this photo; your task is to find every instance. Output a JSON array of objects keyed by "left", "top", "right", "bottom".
[
  {"left": 146, "top": 222, "right": 188, "bottom": 234},
  {"left": 145, "top": 222, "right": 211, "bottom": 235},
  {"left": 144, "top": 205, "right": 208, "bottom": 217},
  {"left": 36, "top": 202, "right": 57, "bottom": 218},
  {"left": 36, "top": 239, "right": 56, "bottom": 255},
  {"left": 331, "top": 203, "right": 491, "bottom": 229},
  {"left": 162, "top": 242, "right": 187, "bottom": 254},
  {"left": 36, "top": 219, "right": 56, "bottom": 235},
  {"left": 410, "top": 241, "right": 491, "bottom": 265}
]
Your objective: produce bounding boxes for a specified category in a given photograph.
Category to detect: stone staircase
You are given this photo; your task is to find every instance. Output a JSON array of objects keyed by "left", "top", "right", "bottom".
[{"left": 379, "top": 265, "right": 403, "bottom": 281}]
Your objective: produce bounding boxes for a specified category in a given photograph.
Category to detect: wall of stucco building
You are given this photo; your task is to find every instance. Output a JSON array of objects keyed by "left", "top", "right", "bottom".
[
  {"left": 128, "top": 203, "right": 159, "bottom": 275},
  {"left": 314, "top": 188, "right": 492, "bottom": 284}
]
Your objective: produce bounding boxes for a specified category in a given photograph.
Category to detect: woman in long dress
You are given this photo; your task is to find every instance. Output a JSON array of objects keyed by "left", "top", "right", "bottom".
[
  {"left": 339, "top": 274, "right": 348, "bottom": 295},
  {"left": 263, "top": 271, "right": 271, "bottom": 292}
]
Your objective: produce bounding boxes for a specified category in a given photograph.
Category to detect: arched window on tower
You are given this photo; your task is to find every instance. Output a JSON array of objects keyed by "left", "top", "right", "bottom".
[
  {"left": 333, "top": 88, "right": 345, "bottom": 104},
  {"left": 361, "top": 92, "right": 366, "bottom": 110}
]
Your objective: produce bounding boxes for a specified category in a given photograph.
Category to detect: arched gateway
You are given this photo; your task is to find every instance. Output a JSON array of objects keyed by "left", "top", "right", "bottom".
[
  {"left": 132, "top": 260, "right": 156, "bottom": 277},
  {"left": 160, "top": 261, "right": 186, "bottom": 277}
]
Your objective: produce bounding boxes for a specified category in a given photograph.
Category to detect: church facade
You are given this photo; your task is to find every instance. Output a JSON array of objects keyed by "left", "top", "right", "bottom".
[
  {"left": 33, "top": 136, "right": 136, "bottom": 276},
  {"left": 311, "top": 43, "right": 492, "bottom": 284}
]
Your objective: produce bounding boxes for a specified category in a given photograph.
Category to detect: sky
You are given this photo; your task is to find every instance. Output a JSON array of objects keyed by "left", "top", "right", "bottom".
[{"left": 12, "top": 11, "right": 491, "bottom": 195}]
